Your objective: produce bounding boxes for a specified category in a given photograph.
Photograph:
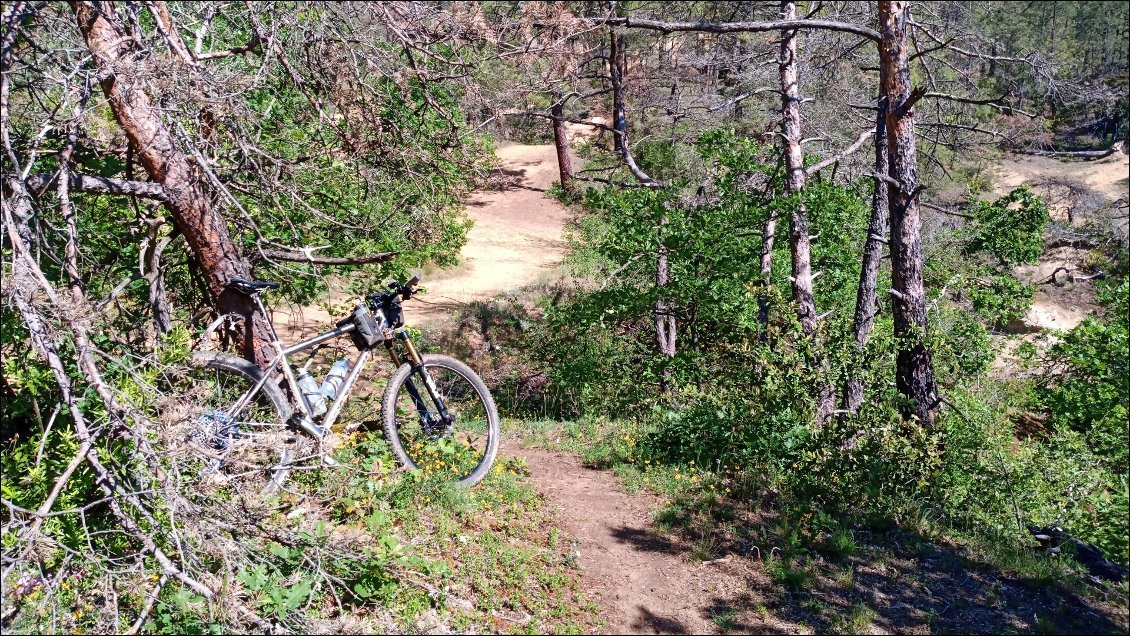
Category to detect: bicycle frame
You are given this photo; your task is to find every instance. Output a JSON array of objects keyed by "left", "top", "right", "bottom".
[{"left": 216, "top": 294, "right": 437, "bottom": 440}]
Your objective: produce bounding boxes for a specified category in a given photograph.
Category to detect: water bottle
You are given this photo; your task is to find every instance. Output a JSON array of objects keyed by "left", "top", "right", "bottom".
[
  {"left": 320, "top": 359, "right": 351, "bottom": 401},
  {"left": 297, "top": 371, "right": 328, "bottom": 417}
]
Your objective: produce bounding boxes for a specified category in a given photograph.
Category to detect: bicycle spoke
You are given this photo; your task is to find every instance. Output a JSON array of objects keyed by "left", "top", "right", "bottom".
[
  {"left": 392, "top": 364, "right": 493, "bottom": 480},
  {"left": 174, "top": 358, "right": 298, "bottom": 499}
]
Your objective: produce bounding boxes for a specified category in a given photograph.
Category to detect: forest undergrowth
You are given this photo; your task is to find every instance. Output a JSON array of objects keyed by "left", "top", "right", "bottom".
[{"left": 421, "top": 130, "right": 1130, "bottom": 632}]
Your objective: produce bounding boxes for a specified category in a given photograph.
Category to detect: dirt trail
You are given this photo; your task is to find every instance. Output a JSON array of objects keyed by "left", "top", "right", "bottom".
[
  {"left": 407, "top": 141, "right": 575, "bottom": 324},
  {"left": 508, "top": 447, "right": 1130, "bottom": 636},
  {"left": 417, "top": 130, "right": 758, "bottom": 633},
  {"left": 401, "top": 133, "right": 746, "bottom": 631},
  {"left": 992, "top": 151, "right": 1128, "bottom": 332},
  {"left": 272, "top": 151, "right": 561, "bottom": 335},
  {"left": 512, "top": 447, "right": 752, "bottom": 635},
  {"left": 273, "top": 133, "right": 586, "bottom": 337},
  {"left": 994, "top": 151, "right": 1129, "bottom": 203}
]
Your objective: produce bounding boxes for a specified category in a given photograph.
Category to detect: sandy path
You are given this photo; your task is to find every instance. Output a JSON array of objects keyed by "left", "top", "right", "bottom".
[
  {"left": 993, "top": 151, "right": 1129, "bottom": 202},
  {"left": 512, "top": 447, "right": 747, "bottom": 635},
  {"left": 991, "top": 151, "right": 1128, "bottom": 332},
  {"left": 407, "top": 142, "right": 575, "bottom": 324},
  {"left": 273, "top": 137, "right": 581, "bottom": 338}
]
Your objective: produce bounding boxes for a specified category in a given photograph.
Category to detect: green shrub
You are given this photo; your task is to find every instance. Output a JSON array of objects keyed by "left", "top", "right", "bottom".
[
  {"left": 965, "top": 186, "right": 1050, "bottom": 266},
  {"left": 1036, "top": 276, "right": 1128, "bottom": 474},
  {"left": 968, "top": 274, "right": 1036, "bottom": 327},
  {"left": 513, "top": 128, "right": 1127, "bottom": 577},
  {"left": 932, "top": 307, "right": 996, "bottom": 380}
]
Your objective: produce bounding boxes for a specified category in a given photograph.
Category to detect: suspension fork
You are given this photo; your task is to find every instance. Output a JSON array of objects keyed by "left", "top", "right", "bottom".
[
  {"left": 385, "top": 340, "right": 427, "bottom": 419},
  {"left": 386, "top": 333, "right": 453, "bottom": 430}
]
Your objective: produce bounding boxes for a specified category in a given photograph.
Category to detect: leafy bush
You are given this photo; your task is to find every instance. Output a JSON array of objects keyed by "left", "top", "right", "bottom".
[
  {"left": 931, "top": 307, "right": 996, "bottom": 380},
  {"left": 965, "top": 186, "right": 1050, "bottom": 266},
  {"left": 1036, "top": 277, "right": 1129, "bottom": 473},
  {"left": 968, "top": 273, "right": 1036, "bottom": 327}
]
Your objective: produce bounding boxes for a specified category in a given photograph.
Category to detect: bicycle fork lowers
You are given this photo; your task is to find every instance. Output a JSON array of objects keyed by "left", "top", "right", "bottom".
[{"left": 384, "top": 334, "right": 454, "bottom": 438}]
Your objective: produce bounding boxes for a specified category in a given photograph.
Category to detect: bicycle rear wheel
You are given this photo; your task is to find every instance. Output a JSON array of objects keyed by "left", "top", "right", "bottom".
[
  {"left": 171, "top": 352, "right": 312, "bottom": 499},
  {"left": 381, "top": 354, "right": 500, "bottom": 486}
]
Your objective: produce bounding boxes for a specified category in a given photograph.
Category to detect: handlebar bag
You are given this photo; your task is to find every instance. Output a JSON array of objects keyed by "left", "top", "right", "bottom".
[{"left": 350, "top": 306, "right": 383, "bottom": 349}]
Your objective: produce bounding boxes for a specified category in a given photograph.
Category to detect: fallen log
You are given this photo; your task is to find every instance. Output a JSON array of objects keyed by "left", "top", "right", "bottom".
[
  {"left": 1028, "top": 525, "right": 1129, "bottom": 582},
  {"left": 1013, "top": 140, "right": 1126, "bottom": 160}
]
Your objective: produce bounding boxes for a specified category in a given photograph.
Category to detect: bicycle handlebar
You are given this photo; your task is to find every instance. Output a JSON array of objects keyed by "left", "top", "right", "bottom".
[
  {"left": 401, "top": 275, "right": 420, "bottom": 300},
  {"left": 366, "top": 276, "right": 421, "bottom": 309}
]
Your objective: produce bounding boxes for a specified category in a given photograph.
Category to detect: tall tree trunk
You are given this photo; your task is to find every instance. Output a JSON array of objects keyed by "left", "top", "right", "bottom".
[
  {"left": 778, "top": 0, "right": 833, "bottom": 424},
  {"left": 842, "top": 92, "right": 889, "bottom": 414},
  {"left": 778, "top": 0, "right": 817, "bottom": 335},
  {"left": 655, "top": 212, "right": 676, "bottom": 390},
  {"left": 607, "top": 25, "right": 670, "bottom": 382},
  {"left": 73, "top": 0, "right": 273, "bottom": 365},
  {"left": 757, "top": 211, "right": 777, "bottom": 329},
  {"left": 610, "top": 30, "right": 627, "bottom": 157},
  {"left": 550, "top": 100, "right": 575, "bottom": 196},
  {"left": 879, "top": 1, "right": 940, "bottom": 425}
]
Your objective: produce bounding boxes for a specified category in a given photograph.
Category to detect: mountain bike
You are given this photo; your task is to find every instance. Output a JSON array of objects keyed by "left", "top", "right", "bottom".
[{"left": 181, "top": 275, "right": 499, "bottom": 497}]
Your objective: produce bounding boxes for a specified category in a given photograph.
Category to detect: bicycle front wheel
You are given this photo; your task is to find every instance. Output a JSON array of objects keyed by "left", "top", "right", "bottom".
[{"left": 381, "top": 354, "right": 500, "bottom": 486}]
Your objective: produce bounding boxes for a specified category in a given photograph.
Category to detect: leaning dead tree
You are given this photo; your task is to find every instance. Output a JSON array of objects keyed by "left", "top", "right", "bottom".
[
  {"left": 72, "top": 1, "right": 274, "bottom": 364},
  {"left": 1015, "top": 140, "right": 1127, "bottom": 159},
  {"left": 842, "top": 86, "right": 890, "bottom": 415},
  {"left": 2, "top": 2, "right": 493, "bottom": 630},
  {"left": 6, "top": 1, "right": 484, "bottom": 365}
]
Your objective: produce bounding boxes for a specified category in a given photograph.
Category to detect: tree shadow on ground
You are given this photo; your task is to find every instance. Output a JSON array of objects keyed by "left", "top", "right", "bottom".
[
  {"left": 765, "top": 531, "right": 1127, "bottom": 635},
  {"left": 606, "top": 515, "right": 1128, "bottom": 635},
  {"left": 610, "top": 525, "right": 681, "bottom": 555},
  {"left": 467, "top": 166, "right": 548, "bottom": 203},
  {"left": 631, "top": 606, "right": 690, "bottom": 634}
]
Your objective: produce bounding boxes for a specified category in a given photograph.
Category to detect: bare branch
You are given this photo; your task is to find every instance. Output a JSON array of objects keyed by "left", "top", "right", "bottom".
[
  {"left": 196, "top": 34, "right": 261, "bottom": 60},
  {"left": 595, "top": 15, "right": 880, "bottom": 42},
  {"left": 805, "top": 128, "right": 876, "bottom": 177},
  {"left": 921, "top": 200, "right": 974, "bottom": 219},
  {"left": 1011, "top": 141, "right": 1126, "bottom": 160},
  {"left": 923, "top": 92, "right": 1036, "bottom": 118},
  {"left": 15, "top": 172, "right": 169, "bottom": 201},
  {"left": 146, "top": 1, "right": 199, "bottom": 66},
  {"left": 254, "top": 248, "right": 397, "bottom": 266}
]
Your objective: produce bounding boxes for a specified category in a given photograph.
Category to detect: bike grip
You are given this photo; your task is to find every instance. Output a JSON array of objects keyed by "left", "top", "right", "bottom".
[{"left": 406, "top": 275, "right": 420, "bottom": 289}]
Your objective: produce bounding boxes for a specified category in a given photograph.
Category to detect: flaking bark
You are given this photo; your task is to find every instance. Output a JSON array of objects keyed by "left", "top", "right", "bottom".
[
  {"left": 843, "top": 92, "right": 890, "bottom": 414},
  {"left": 778, "top": 1, "right": 818, "bottom": 336},
  {"left": 879, "top": 1, "right": 940, "bottom": 425},
  {"left": 778, "top": 1, "right": 833, "bottom": 425},
  {"left": 550, "top": 101, "right": 575, "bottom": 196},
  {"left": 72, "top": 0, "right": 273, "bottom": 366}
]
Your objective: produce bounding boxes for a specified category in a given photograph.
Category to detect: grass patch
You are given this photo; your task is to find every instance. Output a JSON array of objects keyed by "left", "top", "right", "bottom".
[
  {"left": 829, "top": 602, "right": 876, "bottom": 635},
  {"left": 83, "top": 430, "right": 592, "bottom": 635},
  {"left": 710, "top": 607, "right": 740, "bottom": 630},
  {"left": 331, "top": 433, "right": 596, "bottom": 633},
  {"left": 766, "top": 554, "right": 815, "bottom": 590}
]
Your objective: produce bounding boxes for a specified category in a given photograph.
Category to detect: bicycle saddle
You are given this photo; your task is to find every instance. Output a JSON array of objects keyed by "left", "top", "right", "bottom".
[{"left": 226, "top": 277, "right": 280, "bottom": 295}]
